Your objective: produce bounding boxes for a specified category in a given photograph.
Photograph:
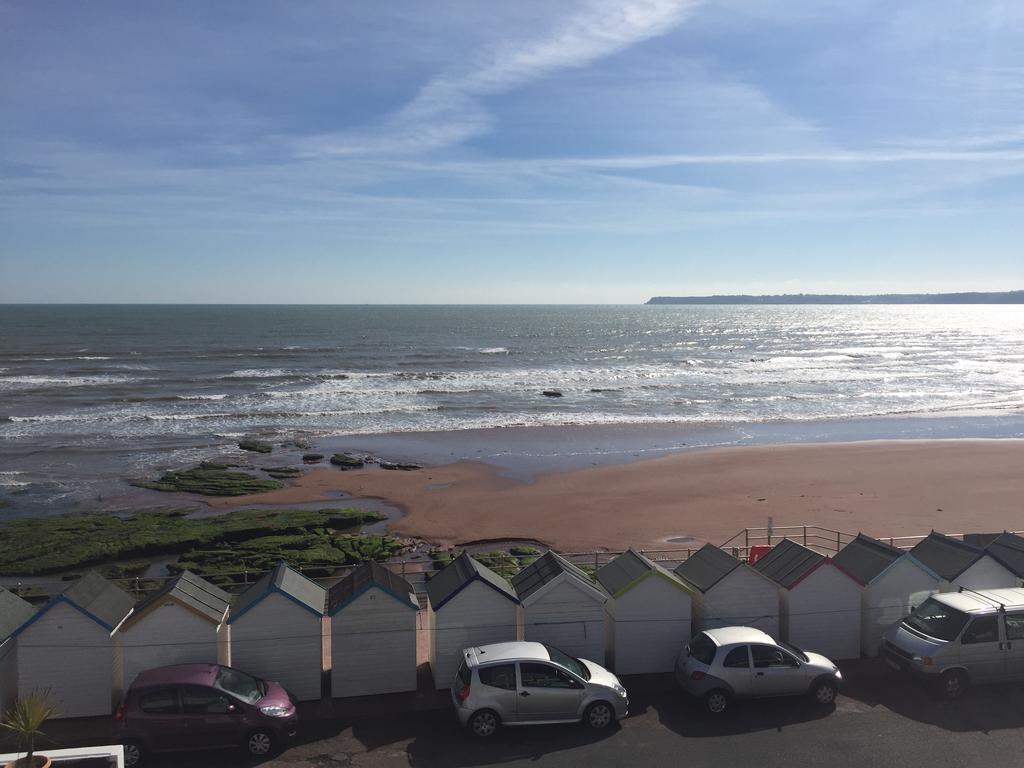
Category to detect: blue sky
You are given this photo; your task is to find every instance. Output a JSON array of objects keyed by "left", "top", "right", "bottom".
[{"left": 1, "top": 0, "right": 1022, "bottom": 303}]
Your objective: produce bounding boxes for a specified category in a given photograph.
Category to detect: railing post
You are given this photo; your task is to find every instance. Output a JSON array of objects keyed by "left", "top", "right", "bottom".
[
  {"left": 803, "top": 526, "right": 807, "bottom": 546},
  {"left": 837, "top": 532, "right": 841, "bottom": 552},
  {"left": 745, "top": 528, "right": 749, "bottom": 550}
]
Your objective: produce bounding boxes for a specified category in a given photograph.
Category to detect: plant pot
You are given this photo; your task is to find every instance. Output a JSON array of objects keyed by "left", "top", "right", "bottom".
[{"left": 5, "top": 756, "right": 52, "bottom": 768}]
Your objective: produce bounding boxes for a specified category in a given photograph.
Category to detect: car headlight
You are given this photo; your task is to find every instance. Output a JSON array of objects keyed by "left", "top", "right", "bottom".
[
  {"left": 259, "top": 705, "right": 292, "bottom": 717},
  {"left": 612, "top": 683, "right": 628, "bottom": 698}
]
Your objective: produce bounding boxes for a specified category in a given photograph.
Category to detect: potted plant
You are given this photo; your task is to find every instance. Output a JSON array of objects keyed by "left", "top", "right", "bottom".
[{"left": 1, "top": 689, "right": 55, "bottom": 768}]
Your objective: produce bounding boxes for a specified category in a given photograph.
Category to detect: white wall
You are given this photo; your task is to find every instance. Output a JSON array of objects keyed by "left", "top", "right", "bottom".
[
  {"left": 954, "top": 556, "right": 1019, "bottom": 591},
  {"left": 331, "top": 588, "right": 417, "bottom": 697},
  {"left": 609, "top": 575, "right": 692, "bottom": 674},
  {"left": 786, "top": 565, "right": 861, "bottom": 660},
  {"left": 863, "top": 557, "right": 938, "bottom": 656},
  {"left": 230, "top": 594, "right": 323, "bottom": 701},
  {"left": 701, "top": 567, "right": 780, "bottom": 637},
  {"left": 430, "top": 581, "right": 519, "bottom": 689},
  {"left": 121, "top": 603, "right": 222, "bottom": 689},
  {"left": 522, "top": 578, "right": 606, "bottom": 664},
  {"left": 17, "top": 602, "right": 117, "bottom": 719}
]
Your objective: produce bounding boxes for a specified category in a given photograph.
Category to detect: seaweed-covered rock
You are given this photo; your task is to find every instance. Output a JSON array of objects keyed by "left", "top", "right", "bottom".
[
  {"left": 542, "top": 390, "right": 563, "bottom": 398},
  {"left": 133, "top": 466, "right": 284, "bottom": 496},
  {"left": 380, "top": 461, "right": 422, "bottom": 471},
  {"left": 238, "top": 439, "right": 273, "bottom": 454},
  {"left": 302, "top": 453, "right": 325, "bottom": 464},
  {"left": 265, "top": 466, "right": 302, "bottom": 479},
  {"left": 330, "top": 453, "right": 365, "bottom": 470}
]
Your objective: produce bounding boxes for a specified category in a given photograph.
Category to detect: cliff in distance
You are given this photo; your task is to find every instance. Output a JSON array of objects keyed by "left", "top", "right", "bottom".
[{"left": 647, "top": 290, "right": 1024, "bottom": 305}]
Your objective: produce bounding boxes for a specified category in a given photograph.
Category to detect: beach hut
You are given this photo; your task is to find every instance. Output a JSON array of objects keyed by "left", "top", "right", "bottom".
[
  {"left": 910, "top": 532, "right": 1018, "bottom": 592},
  {"left": 228, "top": 562, "right": 326, "bottom": 701},
  {"left": 328, "top": 561, "right": 418, "bottom": 698},
  {"left": 674, "top": 544, "right": 780, "bottom": 637},
  {"left": 13, "top": 572, "right": 134, "bottom": 718},
  {"left": 0, "top": 587, "right": 36, "bottom": 716},
  {"left": 425, "top": 553, "right": 519, "bottom": 689},
  {"left": 754, "top": 539, "right": 862, "bottom": 659},
  {"left": 512, "top": 551, "right": 608, "bottom": 664},
  {"left": 984, "top": 532, "right": 1024, "bottom": 583},
  {"left": 833, "top": 533, "right": 940, "bottom": 656},
  {"left": 119, "top": 571, "right": 231, "bottom": 688},
  {"left": 596, "top": 549, "right": 694, "bottom": 674}
]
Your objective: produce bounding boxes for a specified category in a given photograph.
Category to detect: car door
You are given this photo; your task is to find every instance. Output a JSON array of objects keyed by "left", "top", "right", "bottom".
[
  {"left": 717, "top": 645, "right": 753, "bottom": 696},
  {"left": 133, "top": 686, "right": 184, "bottom": 751},
  {"left": 1003, "top": 613, "right": 1024, "bottom": 680},
  {"left": 749, "top": 644, "right": 806, "bottom": 697},
  {"left": 179, "top": 685, "right": 245, "bottom": 749},
  {"left": 517, "top": 662, "right": 584, "bottom": 722},
  {"left": 957, "top": 614, "right": 1005, "bottom": 684},
  {"left": 476, "top": 664, "right": 520, "bottom": 723}
]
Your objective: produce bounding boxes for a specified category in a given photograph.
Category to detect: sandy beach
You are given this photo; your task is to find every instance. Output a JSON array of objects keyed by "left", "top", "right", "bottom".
[{"left": 206, "top": 439, "right": 1024, "bottom": 552}]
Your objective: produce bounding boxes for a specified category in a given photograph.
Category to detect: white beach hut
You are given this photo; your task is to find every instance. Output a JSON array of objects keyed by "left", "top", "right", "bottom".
[
  {"left": 425, "top": 553, "right": 519, "bottom": 689},
  {"left": 985, "top": 532, "right": 1024, "bottom": 584},
  {"left": 754, "top": 539, "right": 863, "bottom": 660},
  {"left": 0, "top": 587, "right": 36, "bottom": 716},
  {"left": 13, "top": 572, "right": 134, "bottom": 718},
  {"left": 833, "top": 533, "right": 940, "bottom": 657},
  {"left": 911, "top": 532, "right": 1018, "bottom": 592},
  {"left": 512, "top": 551, "right": 608, "bottom": 664},
  {"left": 228, "top": 562, "right": 326, "bottom": 701},
  {"left": 596, "top": 549, "right": 694, "bottom": 674},
  {"left": 674, "top": 544, "right": 780, "bottom": 637},
  {"left": 119, "top": 571, "right": 231, "bottom": 688},
  {"left": 328, "top": 561, "right": 419, "bottom": 698}
]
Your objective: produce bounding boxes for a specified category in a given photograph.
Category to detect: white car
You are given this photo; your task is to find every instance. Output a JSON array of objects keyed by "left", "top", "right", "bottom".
[{"left": 675, "top": 626, "right": 842, "bottom": 714}]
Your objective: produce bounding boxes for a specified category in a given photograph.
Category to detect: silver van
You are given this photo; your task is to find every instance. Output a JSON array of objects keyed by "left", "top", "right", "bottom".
[
  {"left": 451, "top": 641, "right": 628, "bottom": 737},
  {"left": 882, "top": 588, "right": 1024, "bottom": 699}
]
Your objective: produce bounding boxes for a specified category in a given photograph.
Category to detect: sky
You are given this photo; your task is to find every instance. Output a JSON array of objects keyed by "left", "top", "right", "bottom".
[{"left": 1, "top": 0, "right": 1023, "bottom": 303}]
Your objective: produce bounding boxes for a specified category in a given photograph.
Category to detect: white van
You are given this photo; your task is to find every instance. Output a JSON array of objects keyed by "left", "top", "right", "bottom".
[{"left": 882, "top": 588, "right": 1024, "bottom": 699}]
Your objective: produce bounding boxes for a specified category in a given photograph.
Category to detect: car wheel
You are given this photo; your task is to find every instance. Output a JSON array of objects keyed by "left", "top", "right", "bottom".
[
  {"left": 122, "top": 740, "right": 144, "bottom": 768},
  {"left": 469, "top": 709, "right": 500, "bottom": 738},
  {"left": 810, "top": 678, "right": 838, "bottom": 706},
  {"left": 939, "top": 669, "right": 967, "bottom": 700},
  {"left": 584, "top": 701, "right": 615, "bottom": 730},
  {"left": 247, "top": 729, "right": 276, "bottom": 757},
  {"left": 704, "top": 689, "right": 730, "bottom": 714}
]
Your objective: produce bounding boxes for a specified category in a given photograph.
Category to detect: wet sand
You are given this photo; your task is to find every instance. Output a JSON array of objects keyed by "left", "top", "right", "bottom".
[{"left": 205, "top": 439, "right": 1024, "bottom": 552}]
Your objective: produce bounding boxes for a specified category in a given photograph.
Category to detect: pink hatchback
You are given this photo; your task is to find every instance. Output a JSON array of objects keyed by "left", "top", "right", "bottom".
[{"left": 114, "top": 663, "right": 298, "bottom": 767}]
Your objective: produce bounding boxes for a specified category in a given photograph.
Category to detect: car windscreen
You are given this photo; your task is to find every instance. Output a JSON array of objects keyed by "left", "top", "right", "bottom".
[
  {"left": 688, "top": 633, "right": 716, "bottom": 665},
  {"left": 903, "top": 597, "right": 970, "bottom": 641},
  {"left": 213, "top": 666, "right": 265, "bottom": 704},
  {"left": 780, "top": 641, "right": 809, "bottom": 662},
  {"left": 544, "top": 644, "right": 591, "bottom": 680}
]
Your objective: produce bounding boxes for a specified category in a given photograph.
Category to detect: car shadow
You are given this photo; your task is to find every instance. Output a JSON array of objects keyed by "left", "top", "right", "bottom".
[{"left": 652, "top": 688, "right": 835, "bottom": 738}]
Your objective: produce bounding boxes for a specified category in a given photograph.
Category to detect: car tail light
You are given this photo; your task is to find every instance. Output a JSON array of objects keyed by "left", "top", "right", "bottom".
[
  {"left": 114, "top": 703, "right": 125, "bottom": 723},
  {"left": 690, "top": 671, "right": 705, "bottom": 681},
  {"left": 457, "top": 684, "right": 471, "bottom": 702}
]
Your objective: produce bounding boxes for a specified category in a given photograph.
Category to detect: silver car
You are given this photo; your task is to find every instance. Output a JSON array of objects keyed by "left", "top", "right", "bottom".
[
  {"left": 451, "top": 641, "right": 628, "bottom": 737},
  {"left": 675, "top": 626, "right": 842, "bottom": 714}
]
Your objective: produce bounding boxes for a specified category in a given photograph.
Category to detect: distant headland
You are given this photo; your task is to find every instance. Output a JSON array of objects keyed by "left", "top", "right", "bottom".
[{"left": 646, "top": 290, "right": 1024, "bottom": 305}]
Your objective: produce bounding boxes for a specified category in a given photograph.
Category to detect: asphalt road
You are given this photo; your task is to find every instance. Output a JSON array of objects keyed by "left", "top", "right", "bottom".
[{"left": 129, "top": 661, "right": 1024, "bottom": 768}]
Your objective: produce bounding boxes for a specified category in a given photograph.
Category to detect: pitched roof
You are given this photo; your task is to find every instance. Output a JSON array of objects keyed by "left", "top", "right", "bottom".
[
  {"left": 511, "top": 550, "right": 602, "bottom": 601},
  {"left": 985, "top": 532, "right": 1024, "bottom": 578},
  {"left": 673, "top": 544, "right": 743, "bottom": 592},
  {"left": 130, "top": 570, "right": 230, "bottom": 625},
  {"left": 832, "top": 533, "right": 904, "bottom": 584},
  {"left": 228, "top": 562, "right": 326, "bottom": 623},
  {"left": 753, "top": 539, "right": 825, "bottom": 589},
  {"left": 909, "top": 532, "right": 983, "bottom": 581},
  {"left": 425, "top": 552, "right": 518, "bottom": 610},
  {"left": 596, "top": 548, "right": 691, "bottom": 597},
  {"left": 328, "top": 561, "right": 417, "bottom": 614},
  {"left": 0, "top": 586, "right": 36, "bottom": 641},
  {"left": 60, "top": 571, "right": 135, "bottom": 630}
]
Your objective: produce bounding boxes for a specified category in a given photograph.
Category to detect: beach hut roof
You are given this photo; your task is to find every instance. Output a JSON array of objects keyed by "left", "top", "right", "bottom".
[
  {"left": 596, "top": 548, "right": 692, "bottom": 598},
  {"left": 754, "top": 539, "right": 826, "bottom": 589},
  {"left": 228, "top": 562, "right": 326, "bottom": 623},
  {"left": 0, "top": 586, "right": 36, "bottom": 641},
  {"left": 909, "top": 532, "right": 983, "bottom": 581},
  {"left": 984, "top": 533, "right": 1024, "bottom": 578},
  {"left": 15, "top": 571, "right": 134, "bottom": 637},
  {"left": 512, "top": 550, "right": 602, "bottom": 601},
  {"left": 832, "top": 533, "right": 904, "bottom": 584},
  {"left": 128, "top": 570, "right": 230, "bottom": 626},
  {"left": 425, "top": 552, "right": 518, "bottom": 610},
  {"left": 673, "top": 544, "right": 743, "bottom": 592},
  {"left": 328, "top": 561, "right": 418, "bottom": 614}
]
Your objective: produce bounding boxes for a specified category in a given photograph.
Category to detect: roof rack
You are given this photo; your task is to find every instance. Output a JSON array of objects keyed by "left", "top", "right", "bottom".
[{"left": 957, "top": 585, "right": 1006, "bottom": 611}]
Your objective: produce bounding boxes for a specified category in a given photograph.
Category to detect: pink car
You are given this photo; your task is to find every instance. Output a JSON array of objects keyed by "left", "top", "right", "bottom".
[{"left": 114, "top": 663, "right": 298, "bottom": 767}]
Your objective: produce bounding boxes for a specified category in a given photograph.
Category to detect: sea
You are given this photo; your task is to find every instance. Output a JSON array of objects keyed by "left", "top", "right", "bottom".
[{"left": 2, "top": 304, "right": 1024, "bottom": 514}]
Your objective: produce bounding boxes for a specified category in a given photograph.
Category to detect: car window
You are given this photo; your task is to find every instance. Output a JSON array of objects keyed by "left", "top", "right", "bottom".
[
  {"left": 1006, "top": 614, "right": 1024, "bottom": 641},
  {"left": 962, "top": 615, "right": 1000, "bottom": 644},
  {"left": 456, "top": 661, "right": 471, "bottom": 688},
  {"left": 181, "top": 686, "right": 232, "bottom": 715},
  {"left": 688, "top": 633, "right": 716, "bottom": 665},
  {"left": 751, "top": 644, "right": 798, "bottom": 668},
  {"left": 722, "top": 646, "right": 750, "bottom": 668},
  {"left": 478, "top": 664, "right": 516, "bottom": 691},
  {"left": 138, "top": 687, "right": 179, "bottom": 715},
  {"left": 520, "top": 662, "right": 582, "bottom": 689}
]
